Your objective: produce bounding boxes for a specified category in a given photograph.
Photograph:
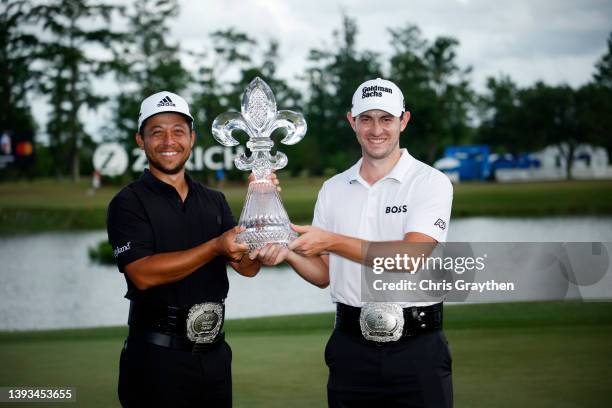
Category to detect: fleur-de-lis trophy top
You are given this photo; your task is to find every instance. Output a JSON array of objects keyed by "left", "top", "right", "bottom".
[
  {"left": 212, "top": 77, "right": 307, "bottom": 180},
  {"left": 211, "top": 77, "right": 307, "bottom": 250}
]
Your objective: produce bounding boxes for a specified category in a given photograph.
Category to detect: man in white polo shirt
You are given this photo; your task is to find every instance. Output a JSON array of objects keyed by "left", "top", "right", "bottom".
[{"left": 253, "top": 78, "right": 453, "bottom": 407}]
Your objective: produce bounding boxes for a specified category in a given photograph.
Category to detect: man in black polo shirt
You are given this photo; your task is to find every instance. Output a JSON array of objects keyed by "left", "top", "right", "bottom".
[{"left": 107, "top": 91, "right": 264, "bottom": 407}]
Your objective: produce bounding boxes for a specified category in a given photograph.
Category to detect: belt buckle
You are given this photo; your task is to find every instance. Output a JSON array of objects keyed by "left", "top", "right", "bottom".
[
  {"left": 359, "top": 303, "right": 404, "bottom": 342},
  {"left": 186, "top": 302, "right": 223, "bottom": 344}
]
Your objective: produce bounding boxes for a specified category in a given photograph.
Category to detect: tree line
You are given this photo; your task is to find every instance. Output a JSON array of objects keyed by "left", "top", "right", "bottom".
[{"left": 2, "top": 0, "right": 612, "bottom": 181}]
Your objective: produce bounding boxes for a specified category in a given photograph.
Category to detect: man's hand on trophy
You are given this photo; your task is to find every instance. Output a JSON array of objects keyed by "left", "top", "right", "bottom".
[
  {"left": 247, "top": 172, "right": 282, "bottom": 192},
  {"left": 249, "top": 244, "right": 290, "bottom": 265},
  {"left": 216, "top": 226, "right": 250, "bottom": 262},
  {"left": 288, "top": 224, "right": 331, "bottom": 257}
]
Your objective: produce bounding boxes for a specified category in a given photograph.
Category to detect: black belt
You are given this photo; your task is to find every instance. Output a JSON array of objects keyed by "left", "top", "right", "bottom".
[
  {"left": 335, "top": 302, "right": 443, "bottom": 343},
  {"left": 128, "top": 300, "right": 190, "bottom": 334},
  {"left": 127, "top": 300, "right": 225, "bottom": 351},
  {"left": 128, "top": 328, "right": 224, "bottom": 352}
]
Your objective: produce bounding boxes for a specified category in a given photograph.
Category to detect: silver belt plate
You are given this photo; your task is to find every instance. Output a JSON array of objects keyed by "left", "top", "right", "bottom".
[
  {"left": 359, "top": 303, "right": 404, "bottom": 342},
  {"left": 186, "top": 302, "right": 223, "bottom": 344}
]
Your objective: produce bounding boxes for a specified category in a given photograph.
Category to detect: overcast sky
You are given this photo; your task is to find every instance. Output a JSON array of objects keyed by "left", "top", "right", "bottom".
[
  {"left": 177, "top": 0, "right": 611, "bottom": 88},
  {"left": 33, "top": 0, "right": 612, "bottom": 139}
]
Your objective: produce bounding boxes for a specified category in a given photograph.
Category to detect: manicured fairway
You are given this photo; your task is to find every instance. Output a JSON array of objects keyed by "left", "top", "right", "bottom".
[{"left": 0, "top": 302, "right": 610, "bottom": 407}]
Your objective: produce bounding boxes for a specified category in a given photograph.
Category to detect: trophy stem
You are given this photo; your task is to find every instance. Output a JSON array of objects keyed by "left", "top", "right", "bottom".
[{"left": 249, "top": 155, "right": 274, "bottom": 181}]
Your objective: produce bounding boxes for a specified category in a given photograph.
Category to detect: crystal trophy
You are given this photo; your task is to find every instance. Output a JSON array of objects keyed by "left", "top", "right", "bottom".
[{"left": 212, "top": 77, "right": 307, "bottom": 250}]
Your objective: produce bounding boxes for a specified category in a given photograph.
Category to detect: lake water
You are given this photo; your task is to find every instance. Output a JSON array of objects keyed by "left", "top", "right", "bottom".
[{"left": 1, "top": 216, "right": 612, "bottom": 331}]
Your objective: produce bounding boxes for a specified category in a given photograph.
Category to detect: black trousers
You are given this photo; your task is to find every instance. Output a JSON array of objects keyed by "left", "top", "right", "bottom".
[
  {"left": 325, "top": 329, "right": 453, "bottom": 408},
  {"left": 118, "top": 337, "right": 232, "bottom": 408}
]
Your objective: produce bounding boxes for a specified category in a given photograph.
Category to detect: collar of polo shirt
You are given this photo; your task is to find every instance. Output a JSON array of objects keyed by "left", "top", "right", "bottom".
[
  {"left": 142, "top": 168, "right": 196, "bottom": 200},
  {"left": 347, "top": 149, "right": 414, "bottom": 186}
]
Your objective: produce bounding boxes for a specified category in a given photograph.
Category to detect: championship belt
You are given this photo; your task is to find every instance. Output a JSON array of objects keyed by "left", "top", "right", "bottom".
[
  {"left": 359, "top": 303, "right": 404, "bottom": 342},
  {"left": 186, "top": 302, "right": 224, "bottom": 350}
]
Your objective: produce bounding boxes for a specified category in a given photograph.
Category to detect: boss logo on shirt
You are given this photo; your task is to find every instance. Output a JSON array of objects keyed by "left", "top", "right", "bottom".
[
  {"left": 385, "top": 205, "right": 408, "bottom": 214},
  {"left": 434, "top": 219, "right": 447, "bottom": 230},
  {"left": 113, "top": 241, "right": 131, "bottom": 257}
]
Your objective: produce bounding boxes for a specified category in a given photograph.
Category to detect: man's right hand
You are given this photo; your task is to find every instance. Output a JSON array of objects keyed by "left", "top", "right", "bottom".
[{"left": 216, "top": 226, "right": 249, "bottom": 262}]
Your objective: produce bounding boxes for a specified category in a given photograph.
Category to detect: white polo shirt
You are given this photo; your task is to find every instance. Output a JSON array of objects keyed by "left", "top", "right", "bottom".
[{"left": 312, "top": 148, "right": 453, "bottom": 307}]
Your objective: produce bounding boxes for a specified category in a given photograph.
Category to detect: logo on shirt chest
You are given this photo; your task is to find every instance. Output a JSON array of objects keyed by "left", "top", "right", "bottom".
[{"left": 384, "top": 205, "right": 407, "bottom": 214}]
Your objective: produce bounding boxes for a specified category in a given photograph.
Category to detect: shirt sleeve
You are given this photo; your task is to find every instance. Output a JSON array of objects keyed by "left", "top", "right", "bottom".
[
  {"left": 404, "top": 172, "right": 453, "bottom": 243},
  {"left": 106, "top": 190, "right": 155, "bottom": 272},
  {"left": 312, "top": 183, "right": 328, "bottom": 229}
]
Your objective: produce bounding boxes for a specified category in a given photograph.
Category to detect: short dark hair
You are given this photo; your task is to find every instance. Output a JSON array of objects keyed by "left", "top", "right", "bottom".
[{"left": 138, "top": 113, "right": 193, "bottom": 135}]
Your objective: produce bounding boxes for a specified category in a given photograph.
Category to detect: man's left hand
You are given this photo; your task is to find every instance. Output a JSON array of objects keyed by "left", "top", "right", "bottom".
[{"left": 288, "top": 224, "right": 332, "bottom": 257}]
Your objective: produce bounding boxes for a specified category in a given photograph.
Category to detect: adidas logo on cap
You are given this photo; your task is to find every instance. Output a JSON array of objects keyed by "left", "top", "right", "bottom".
[
  {"left": 157, "top": 96, "right": 176, "bottom": 107},
  {"left": 138, "top": 91, "right": 194, "bottom": 130}
]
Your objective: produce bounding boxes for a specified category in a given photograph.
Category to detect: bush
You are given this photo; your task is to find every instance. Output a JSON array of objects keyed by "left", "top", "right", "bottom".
[{"left": 88, "top": 240, "right": 115, "bottom": 265}]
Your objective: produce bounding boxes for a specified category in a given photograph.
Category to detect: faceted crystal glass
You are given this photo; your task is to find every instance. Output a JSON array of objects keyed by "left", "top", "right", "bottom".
[{"left": 212, "top": 77, "right": 307, "bottom": 250}]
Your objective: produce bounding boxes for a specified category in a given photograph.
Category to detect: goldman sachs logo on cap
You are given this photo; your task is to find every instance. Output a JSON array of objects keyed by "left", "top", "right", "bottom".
[
  {"left": 362, "top": 85, "right": 392, "bottom": 99},
  {"left": 157, "top": 96, "right": 176, "bottom": 107}
]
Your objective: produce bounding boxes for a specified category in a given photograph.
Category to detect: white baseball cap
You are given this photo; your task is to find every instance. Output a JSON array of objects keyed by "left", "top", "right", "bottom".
[
  {"left": 351, "top": 78, "right": 405, "bottom": 117},
  {"left": 137, "top": 91, "right": 194, "bottom": 131}
]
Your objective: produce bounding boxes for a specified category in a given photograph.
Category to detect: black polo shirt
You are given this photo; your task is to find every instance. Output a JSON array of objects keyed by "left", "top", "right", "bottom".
[{"left": 107, "top": 169, "right": 236, "bottom": 307}]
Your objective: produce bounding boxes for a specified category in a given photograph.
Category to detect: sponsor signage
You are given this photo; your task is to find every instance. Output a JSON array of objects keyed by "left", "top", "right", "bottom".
[{"left": 93, "top": 143, "right": 246, "bottom": 176}]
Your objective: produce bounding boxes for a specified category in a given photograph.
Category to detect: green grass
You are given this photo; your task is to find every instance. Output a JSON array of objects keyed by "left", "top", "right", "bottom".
[
  {"left": 0, "top": 176, "right": 325, "bottom": 234},
  {"left": 1, "top": 178, "right": 612, "bottom": 234},
  {"left": 452, "top": 180, "right": 612, "bottom": 217},
  {"left": 1, "top": 302, "right": 611, "bottom": 407}
]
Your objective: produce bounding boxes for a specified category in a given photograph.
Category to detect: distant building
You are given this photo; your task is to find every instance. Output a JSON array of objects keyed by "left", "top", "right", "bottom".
[
  {"left": 434, "top": 143, "right": 612, "bottom": 182},
  {"left": 433, "top": 145, "right": 490, "bottom": 182},
  {"left": 496, "top": 143, "right": 612, "bottom": 182}
]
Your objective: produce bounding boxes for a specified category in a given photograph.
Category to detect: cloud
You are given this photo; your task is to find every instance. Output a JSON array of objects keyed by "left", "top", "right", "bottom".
[
  {"left": 175, "top": 0, "right": 610, "bottom": 90},
  {"left": 31, "top": 0, "right": 612, "bottom": 138}
]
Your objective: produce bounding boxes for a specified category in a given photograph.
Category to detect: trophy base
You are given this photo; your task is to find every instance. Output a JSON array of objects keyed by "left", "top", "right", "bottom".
[{"left": 236, "top": 224, "right": 297, "bottom": 251}]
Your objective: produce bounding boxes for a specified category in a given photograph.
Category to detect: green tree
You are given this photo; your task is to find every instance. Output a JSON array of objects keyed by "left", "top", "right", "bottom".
[
  {"left": 479, "top": 79, "right": 611, "bottom": 180},
  {"left": 236, "top": 40, "right": 301, "bottom": 109},
  {"left": 0, "top": 0, "right": 39, "bottom": 138},
  {"left": 593, "top": 31, "right": 612, "bottom": 89},
  {"left": 426, "top": 37, "right": 475, "bottom": 148},
  {"left": 190, "top": 31, "right": 302, "bottom": 179},
  {"left": 516, "top": 83, "right": 584, "bottom": 179},
  {"left": 302, "top": 15, "right": 382, "bottom": 174},
  {"left": 575, "top": 83, "right": 612, "bottom": 156},
  {"left": 389, "top": 25, "right": 474, "bottom": 163},
  {"left": 190, "top": 28, "right": 258, "bottom": 145},
  {"left": 588, "top": 30, "right": 612, "bottom": 155},
  {"left": 109, "top": 0, "right": 190, "bottom": 153},
  {"left": 388, "top": 25, "right": 436, "bottom": 161},
  {"left": 33, "top": 0, "right": 123, "bottom": 181},
  {"left": 477, "top": 75, "right": 522, "bottom": 152}
]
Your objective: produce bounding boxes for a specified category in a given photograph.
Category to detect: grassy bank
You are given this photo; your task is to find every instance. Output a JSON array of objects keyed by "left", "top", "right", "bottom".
[
  {"left": 1, "top": 302, "right": 611, "bottom": 407},
  {"left": 1, "top": 178, "right": 612, "bottom": 234}
]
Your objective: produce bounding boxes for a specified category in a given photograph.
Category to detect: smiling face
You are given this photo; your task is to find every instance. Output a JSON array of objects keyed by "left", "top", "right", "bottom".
[
  {"left": 347, "top": 109, "right": 410, "bottom": 161},
  {"left": 136, "top": 112, "right": 195, "bottom": 176}
]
